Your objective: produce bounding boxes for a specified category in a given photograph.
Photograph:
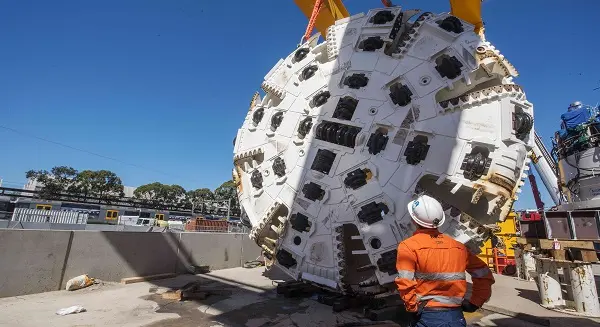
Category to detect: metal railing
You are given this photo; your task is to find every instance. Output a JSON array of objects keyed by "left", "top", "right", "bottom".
[
  {"left": 11, "top": 208, "right": 88, "bottom": 224},
  {"left": 186, "top": 220, "right": 250, "bottom": 234}
]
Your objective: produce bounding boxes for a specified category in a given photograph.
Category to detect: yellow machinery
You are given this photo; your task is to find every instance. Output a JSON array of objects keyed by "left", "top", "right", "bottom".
[
  {"left": 448, "top": 0, "right": 484, "bottom": 36},
  {"left": 294, "top": 0, "right": 349, "bottom": 39},
  {"left": 478, "top": 212, "right": 518, "bottom": 272},
  {"left": 294, "top": 0, "right": 485, "bottom": 40}
]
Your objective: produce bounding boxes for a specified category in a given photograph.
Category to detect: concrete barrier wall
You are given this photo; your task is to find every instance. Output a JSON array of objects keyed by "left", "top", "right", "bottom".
[
  {"left": 0, "top": 222, "right": 171, "bottom": 232},
  {"left": 176, "top": 233, "right": 261, "bottom": 272},
  {"left": 0, "top": 230, "right": 72, "bottom": 297},
  {"left": 0, "top": 229, "right": 262, "bottom": 298},
  {"left": 62, "top": 231, "right": 181, "bottom": 287},
  {"left": 178, "top": 233, "right": 242, "bottom": 272},
  {"left": 241, "top": 234, "right": 263, "bottom": 263}
]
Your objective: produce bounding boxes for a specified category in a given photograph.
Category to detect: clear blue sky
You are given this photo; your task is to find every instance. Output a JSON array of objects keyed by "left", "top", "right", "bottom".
[{"left": 1, "top": 0, "right": 599, "bottom": 210}]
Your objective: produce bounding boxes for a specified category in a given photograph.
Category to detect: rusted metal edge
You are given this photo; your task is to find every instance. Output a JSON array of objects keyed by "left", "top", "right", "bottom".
[
  {"left": 517, "top": 237, "right": 599, "bottom": 250},
  {"left": 533, "top": 257, "right": 596, "bottom": 264}
]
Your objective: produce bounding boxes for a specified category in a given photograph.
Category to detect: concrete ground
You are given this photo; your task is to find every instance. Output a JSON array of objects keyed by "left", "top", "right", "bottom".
[
  {"left": 481, "top": 273, "right": 600, "bottom": 327},
  {"left": 0, "top": 267, "right": 598, "bottom": 327}
]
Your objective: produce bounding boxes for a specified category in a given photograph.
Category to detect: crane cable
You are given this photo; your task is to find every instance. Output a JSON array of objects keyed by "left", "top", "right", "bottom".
[{"left": 302, "top": 0, "right": 324, "bottom": 43}]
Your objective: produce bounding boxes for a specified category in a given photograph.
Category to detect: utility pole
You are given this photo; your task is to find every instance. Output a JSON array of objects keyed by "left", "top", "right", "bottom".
[{"left": 227, "top": 198, "right": 231, "bottom": 220}]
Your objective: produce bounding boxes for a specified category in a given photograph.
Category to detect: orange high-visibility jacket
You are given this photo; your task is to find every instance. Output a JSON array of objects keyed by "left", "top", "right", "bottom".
[{"left": 395, "top": 229, "right": 495, "bottom": 312}]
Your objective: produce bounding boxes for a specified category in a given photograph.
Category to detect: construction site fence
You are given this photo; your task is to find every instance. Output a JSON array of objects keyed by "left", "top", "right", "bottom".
[
  {"left": 186, "top": 220, "right": 250, "bottom": 234},
  {"left": 11, "top": 208, "right": 88, "bottom": 224}
]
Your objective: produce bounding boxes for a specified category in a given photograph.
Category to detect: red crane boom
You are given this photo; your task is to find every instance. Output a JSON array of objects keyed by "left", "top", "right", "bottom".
[{"left": 528, "top": 171, "right": 545, "bottom": 211}]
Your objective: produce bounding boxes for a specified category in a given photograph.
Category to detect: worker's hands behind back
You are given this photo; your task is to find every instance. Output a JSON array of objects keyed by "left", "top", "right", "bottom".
[{"left": 461, "top": 300, "right": 480, "bottom": 313}]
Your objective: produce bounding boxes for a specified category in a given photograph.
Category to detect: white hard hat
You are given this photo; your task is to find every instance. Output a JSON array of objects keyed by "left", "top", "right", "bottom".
[{"left": 407, "top": 194, "right": 445, "bottom": 228}]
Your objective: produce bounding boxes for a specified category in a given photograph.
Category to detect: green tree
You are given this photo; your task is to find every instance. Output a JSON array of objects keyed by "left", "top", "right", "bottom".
[
  {"left": 69, "top": 170, "right": 96, "bottom": 199},
  {"left": 27, "top": 167, "right": 125, "bottom": 203},
  {"left": 90, "top": 170, "right": 125, "bottom": 202},
  {"left": 214, "top": 180, "right": 239, "bottom": 211},
  {"left": 186, "top": 188, "right": 214, "bottom": 214},
  {"left": 164, "top": 184, "right": 186, "bottom": 207},
  {"left": 25, "top": 166, "right": 78, "bottom": 198},
  {"left": 134, "top": 182, "right": 186, "bottom": 208},
  {"left": 133, "top": 182, "right": 164, "bottom": 208}
]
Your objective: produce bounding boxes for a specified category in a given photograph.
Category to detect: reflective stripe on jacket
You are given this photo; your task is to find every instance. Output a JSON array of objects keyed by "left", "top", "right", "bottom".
[{"left": 394, "top": 229, "right": 495, "bottom": 312}]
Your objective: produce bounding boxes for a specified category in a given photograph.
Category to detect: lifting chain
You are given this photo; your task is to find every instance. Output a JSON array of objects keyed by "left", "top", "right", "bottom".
[
  {"left": 302, "top": 0, "right": 394, "bottom": 44},
  {"left": 302, "top": 0, "right": 324, "bottom": 43}
]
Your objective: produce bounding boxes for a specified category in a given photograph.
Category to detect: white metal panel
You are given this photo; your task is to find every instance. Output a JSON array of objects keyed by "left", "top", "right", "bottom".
[{"left": 234, "top": 7, "right": 533, "bottom": 294}]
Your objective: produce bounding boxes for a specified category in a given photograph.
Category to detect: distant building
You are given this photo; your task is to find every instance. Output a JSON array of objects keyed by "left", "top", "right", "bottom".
[
  {"left": 123, "top": 186, "right": 135, "bottom": 198},
  {"left": 22, "top": 178, "right": 44, "bottom": 196},
  {"left": 23, "top": 178, "right": 43, "bottom": 192}
]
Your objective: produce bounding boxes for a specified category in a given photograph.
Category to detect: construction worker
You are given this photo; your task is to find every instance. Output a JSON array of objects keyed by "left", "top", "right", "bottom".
[{"left": 395, "top": 194, "right": 495, "bottom": 327}]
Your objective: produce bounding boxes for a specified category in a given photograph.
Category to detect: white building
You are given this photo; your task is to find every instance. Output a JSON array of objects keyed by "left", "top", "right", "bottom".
[
  {"left": 123, "top": 186, "right": 135, "bottom": 198},
  {"left": 23, "top": 178, "right": 42, "bottom": 192}
]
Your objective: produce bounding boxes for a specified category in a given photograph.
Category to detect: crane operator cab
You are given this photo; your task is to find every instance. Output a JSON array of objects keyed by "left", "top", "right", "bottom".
[
  {"left": 556, "top": 101, "right": 600, "bottom": 157},
  {"left": 561, "top": 101, "right": 589, "bottom": 130},
  {"left": 554, "top": 101, "right": 600, "bottom": 207}
]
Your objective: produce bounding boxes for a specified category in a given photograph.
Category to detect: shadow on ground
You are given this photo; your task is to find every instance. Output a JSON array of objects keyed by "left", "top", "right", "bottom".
[
  {"left": 86, "top": 232, "right": 600, "bottom": 327},
  {"left": 514, "top": 287, "right": 541, "bottom": 303},
  {"left": 136, "top": 266, "right": 412, "bottom": 327},
  {"left": 472, "top": 312, "right": 600, "bottom": 327}
]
